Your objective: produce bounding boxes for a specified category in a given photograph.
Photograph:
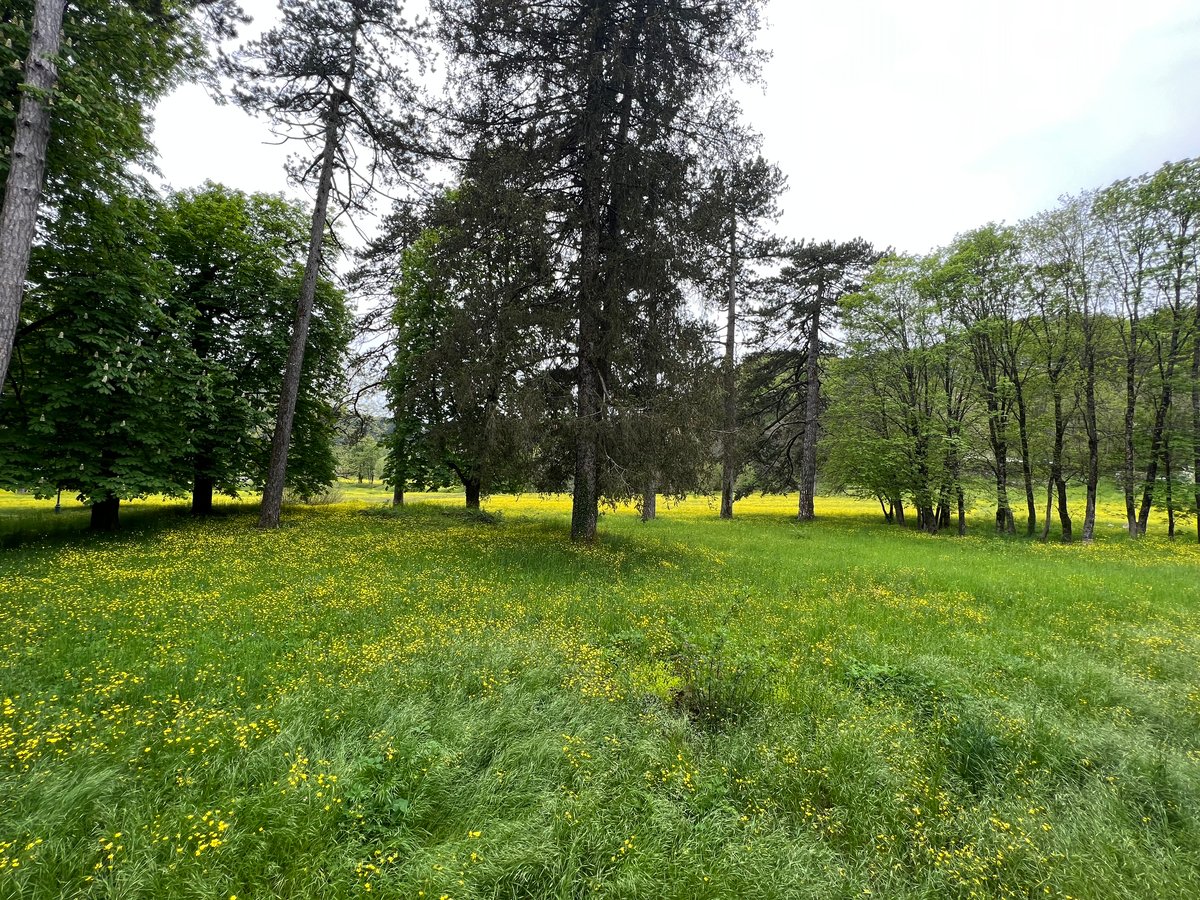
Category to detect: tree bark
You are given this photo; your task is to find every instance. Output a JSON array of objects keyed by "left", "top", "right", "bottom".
[
  {"left": 90, "top": 495, "right": 120, "bottom": 532},
  {"left": 1193, "top": 312, "right": 1199, "bottom": 544},
  {"left": 0, "top": 0, "right": 67, "bottom": 394},
  {"left": 987, "top": 401, "right": 1015, "bottom": 534},
  {"left": 1164, "top": 441, "right": 1175, "bottom": 539},
  {"left": 569, "top": 10, "right": 609, "bottom": 544},
  {"left": 797, "top": 290, "right": 822, "bottom": 521},
  {"left": 1137, "top": 325, "right": 1183, "bottom": 534},
  {"left": 1082, "top": 325, "right": 1100, "bottom": 543},
  {"left": 392, "top": 482, "right": 404, "bottom": 507},
  {"left": 192, "top": 472, "right": 215, "bottom": 516},
  {"left": 641, "top": 479, "right": 657, "bottom": 521},
  {"left": 1050, "top": 387, "right": 1072, "bottom": 542},
  {"left": 1013, "top": 378, "right": 1037, "bottom": 536},
  {"left": 258, "top": 30, "right": 358, "bottom": 529},
  {"left": 1122, "top": 316, "right": 1139, "bottom": 537},
  {"left": 720, "top": 212, "right": 738, "bottom": 520},
  {"left": 465, "top": 478, "right": 481, "bottom": 510},
  {"left": 957, "top": 487, "right": 966, "bottom": 536}
]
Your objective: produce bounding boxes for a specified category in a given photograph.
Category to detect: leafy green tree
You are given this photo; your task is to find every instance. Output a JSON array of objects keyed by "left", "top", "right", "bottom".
[
  {"left": 157, "top": 183, "right": 350, "bottom": 513},
  {"left": 0, "top": 0, "right": 243, "bottom": 391},
  {"left": 0, "top": 190, "right": 199, "bottom": 529}
]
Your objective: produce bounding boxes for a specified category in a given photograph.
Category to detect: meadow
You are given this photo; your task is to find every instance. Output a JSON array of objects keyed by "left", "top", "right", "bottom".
[{"left": 1, "top": 487, "right": 1198, "bottom": 899}]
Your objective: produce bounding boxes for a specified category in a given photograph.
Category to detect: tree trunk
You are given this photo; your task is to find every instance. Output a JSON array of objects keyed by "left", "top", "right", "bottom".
[
  {"left": 1123, "top": 323, "right": 1139, "bottom": 537},
  {"left": 1040, "top": 477, "right": 1053, "bottom": 542},
  {"left": 893, "top": 497, "right": 906, "bottom": 527},
  {"left": 1082, "top": 334, "right": 1100, "bottom": 543},
  {"left": 258, "top": 26, "right": 359, "bottom": 529},
  {"left": 797, "top": 291, "right": 822, "bottom": 521},
  {"left": 1137, "top": 333, "right": 1182, "bottom": 534},
  {"left": 1164, "top": 441, "right": 1175, "bottom": 539},
  {"left": 641, "top": 479, "right": 657, "bottom": 522},
  {"left": 392, "top": 483, "right": 404, "bottom": 507},
  {"left": 1014, "top": 379, "right": 1037, "bottom": 536},
  {"left": 879, "top": 498, "right": 893, "bottom": 524},
  {"left": 0, "top": 0, "right": 67, "bottom": 394},
  {"left": 990, "top": 409, "right": 1015, "bottom": 534},
  {"left": 1193, "top": 319, "right": 1199, "bottom": 544},
  {"left": 1050, "top": 387, "right": 1072, "bottom": 542},
  {"left": 192, "top": 472, "right": 215, "bottom": 516},
  {"left": 720, "top": 213, "right": 738, "bottom": 520},
  {"left": 957, "top": 487, "right": 966, "bottom": 536},
  {"left": 90, "top": 494, "right": 120, "bottom": 532},
  {"left": 465, "top": 478, "right": 481, "bottom": 510},
  {"left": 569, "top": 16, "right": 609, "bottom": 544}
]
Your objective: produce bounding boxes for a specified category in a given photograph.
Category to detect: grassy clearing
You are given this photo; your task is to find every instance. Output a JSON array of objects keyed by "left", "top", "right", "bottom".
[{"left": 1, "top": 490, "right": 1198, "bottom": 898}]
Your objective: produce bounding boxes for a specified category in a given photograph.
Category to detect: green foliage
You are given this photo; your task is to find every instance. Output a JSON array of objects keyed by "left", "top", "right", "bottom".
[
  {"left": 0, "top": 190, "right": 199, "bottom": 505},
  {"left": 1, "top": 494, "right": 1198, "bottom": 897},
  {"left": 158, "top": 183, "right": 350, "bottom": 503}
]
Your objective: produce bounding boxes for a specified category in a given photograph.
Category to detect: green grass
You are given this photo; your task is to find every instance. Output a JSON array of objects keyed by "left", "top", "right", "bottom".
[{"left": 1, "top": 491, "right": 1198, "bottom": 898}]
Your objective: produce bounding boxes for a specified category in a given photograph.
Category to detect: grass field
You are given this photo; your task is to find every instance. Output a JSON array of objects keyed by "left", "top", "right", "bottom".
[{"left": 1, "top": 487, "right": 1198, "bottom": 898}]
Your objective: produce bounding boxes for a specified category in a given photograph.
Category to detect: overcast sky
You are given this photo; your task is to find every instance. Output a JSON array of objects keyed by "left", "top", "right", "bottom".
[{"left": 151, "top": 0, "right": 1200, "bottom": 256}]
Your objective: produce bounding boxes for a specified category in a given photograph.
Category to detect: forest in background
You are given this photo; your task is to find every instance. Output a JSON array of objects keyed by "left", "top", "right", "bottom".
[{"left": 0, "top": 0, "right": 1195, "bottom": 544}]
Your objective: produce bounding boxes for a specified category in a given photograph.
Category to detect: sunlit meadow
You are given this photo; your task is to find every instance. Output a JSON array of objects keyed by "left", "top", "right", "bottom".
[{"left": 1, "top": 486, "right": 1198, "bottom": 898}]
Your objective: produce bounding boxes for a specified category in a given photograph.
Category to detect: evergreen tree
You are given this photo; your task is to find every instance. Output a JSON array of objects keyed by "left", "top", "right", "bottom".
[
  {"left": 227, "top": 0, "right": 428, "bottom": 527},
  {"left": 434, "top": 0, "right": 767, "bottom": 540}
]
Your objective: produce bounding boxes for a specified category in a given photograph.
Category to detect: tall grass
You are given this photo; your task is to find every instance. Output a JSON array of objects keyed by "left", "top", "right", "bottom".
[{"left": 0, "top": 488, "right": 1197, "bottom": 898}]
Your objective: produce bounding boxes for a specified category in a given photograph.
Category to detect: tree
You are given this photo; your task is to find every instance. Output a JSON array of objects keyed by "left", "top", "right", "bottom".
[
  {"left": 748, "top": 238, "right": 878, "bottom": 520},
  {"left": 935, "top": 225, "right": 1032, "bottom": 535},
  {"left": 0, "top": 0, "right": 65, "bottom": 393},
  {"left": 157, "top": 183, "right": 350, "bottom": 513},
  {"left": 434, "top": 0, "right": 767, "bottom": 541},
  {"left": 1, "top": 0, "right": 244, "bottom": 394},
  {"left": 385, "top": 168, "right": 562, "bottom": 508},
  {"left": 228, "top": 0, "right": 428, "bottom": 528},
  {"left": 704, "top": 154, "right": 785, "bottom": 519},
  {"left": 0, "top": 190, "right": 200, "bottom": 529}
]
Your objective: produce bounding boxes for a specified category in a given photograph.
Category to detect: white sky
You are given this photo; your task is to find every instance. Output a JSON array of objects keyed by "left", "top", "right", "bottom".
[{"left": 151, "top": 0, "right": 1200, "bottom": 256}]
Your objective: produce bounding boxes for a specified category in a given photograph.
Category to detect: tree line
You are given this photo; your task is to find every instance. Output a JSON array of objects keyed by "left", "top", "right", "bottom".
[
  {"left": 823, "top": 159, "right": 1199, "bottom": 543},
  {"left": 1, "top": 1, "right": 1196, "bottom": 544}
]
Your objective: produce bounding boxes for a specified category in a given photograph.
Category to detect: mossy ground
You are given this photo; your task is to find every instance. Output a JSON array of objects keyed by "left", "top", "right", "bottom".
[{"left": 1, "top": 486, "right": 1197, "bottom": 898}]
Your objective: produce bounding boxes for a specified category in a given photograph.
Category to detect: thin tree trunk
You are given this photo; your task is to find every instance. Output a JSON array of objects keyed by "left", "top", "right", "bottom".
[
  {"left": 1039, "top": 476, "right": 1052, "bottom": 541},
  {"left": 1014, "top": 379, "right": 1037, "bottom": 536},
  {"left": 1050, "top": 387, "right": 1072, "bottom": 542},
  {"left": 258, "top": 39, "right": 357, "bottom": 529},
  {"left": 90, "top": 494, "right": 120, "bottom": 532},
  {"left": 989, "top": 406, "right": 1015, "bottom": 534},
  {"left": 797, "top": 291, "right": 822, "bottom": 521},
  {"left": 1138, "top": 335, "right": 1181, "bottom": 534},
  {"left": 720, "top": 214, "right": 738, "bottom": 520},
  {"left": 1123, "top": 321, "right": 1139, "bottom": 537},
  {"left": 569, "top": 13, "right": 609, "bottom": 544},
  {"left": 1082, "top": 332, "right": 1100, "bottom": 543},
  {"left": 957, "top": 487, "right": 966, "bottom": 536},
  {"left": 0, "top": 0, "right": 67, "bottom": 394},
  {"left": 1164, "top": 441, "right": 1175, "bottom": 539}
]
